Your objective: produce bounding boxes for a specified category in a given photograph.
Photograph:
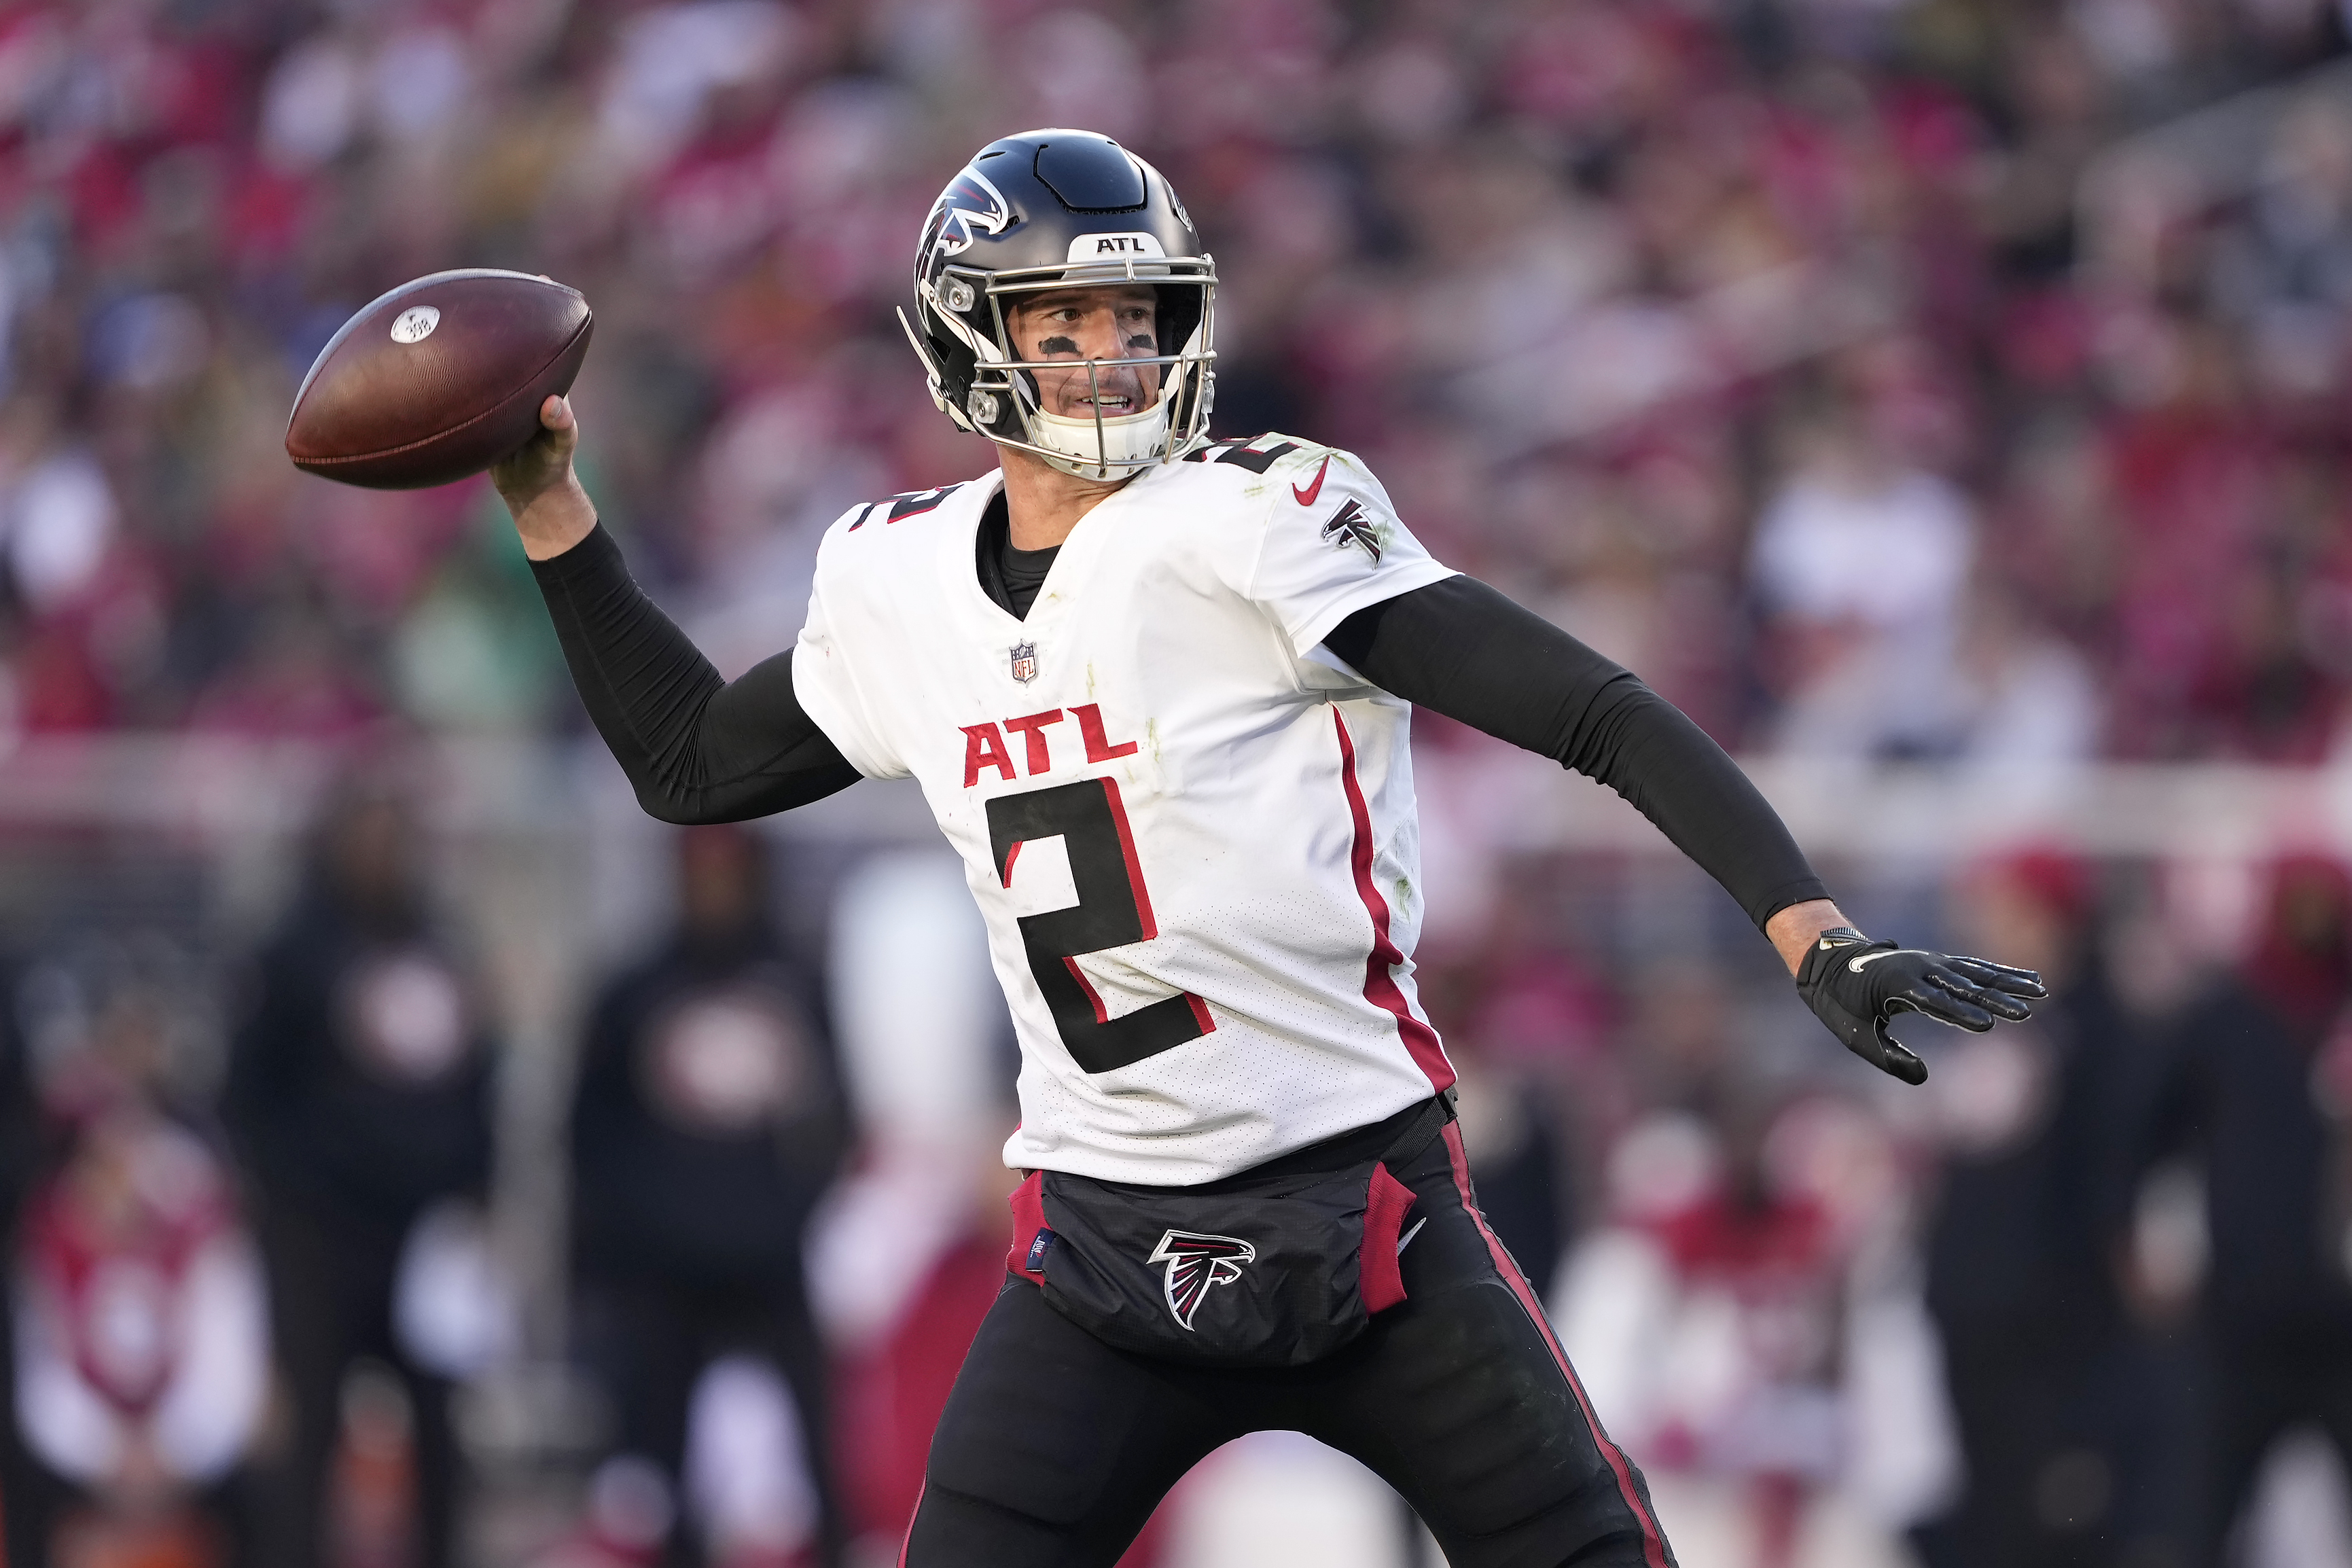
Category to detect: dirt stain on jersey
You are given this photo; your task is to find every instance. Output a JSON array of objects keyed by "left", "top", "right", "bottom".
[{"left": 1394, "top": 876, "right": 1412, "bottom": 909}]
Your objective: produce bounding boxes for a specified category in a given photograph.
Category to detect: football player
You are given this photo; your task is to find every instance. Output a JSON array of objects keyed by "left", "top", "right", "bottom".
[{"left": 495, "top": 128, "right": 2044, "bottom": 1568}]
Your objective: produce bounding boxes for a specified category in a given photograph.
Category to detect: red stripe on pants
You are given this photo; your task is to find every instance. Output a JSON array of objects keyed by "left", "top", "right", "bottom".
[
  {"left": 1441, "top": 1122, "right": 1672, "bottom": 1568},
  {"left": 898, "top": 1478, "right": 924, "bottom": 1568}
]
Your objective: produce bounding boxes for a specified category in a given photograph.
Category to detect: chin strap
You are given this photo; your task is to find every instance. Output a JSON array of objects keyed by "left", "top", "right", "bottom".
[{"left": 1029, "top": 399, "right": 1173, "bottom": 479}]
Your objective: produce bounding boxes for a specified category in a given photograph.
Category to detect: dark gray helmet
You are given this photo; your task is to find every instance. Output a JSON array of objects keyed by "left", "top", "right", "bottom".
[{"left": 898, "top": 128, "right": 1216, "bottom": 480}]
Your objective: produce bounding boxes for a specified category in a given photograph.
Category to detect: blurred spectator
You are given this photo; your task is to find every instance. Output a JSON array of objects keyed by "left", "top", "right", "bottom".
[
  {"left": 1978, "top": 24, "right": 2114, "bottom": 277},
  {"left": 1749, "top": 393, "right": 1977, "bottom": 759},
  {"left": 2129, "top": 853, "right": 2352, "bottom": 1565},
  {"left": 224, "top": 779, "right": 495, "bottom": 1568},
  {"left": 1912, "top": 849, "right": 2177, "bottom": 1567},
  {"left": 1558, "top": 1086, "right": 1901, "bottom": 1568},
  {"left": 566, "top": 824, "right": 847, "bottom": 1568},
  {"left": 7, "top": 941, "right": 267, "bottom": 1568},
  {"left": 2214, "top": 97, "right": 2352, "bottom": 405},
  {"left": 1940, "top": 581, "right": 2104, "bottom": 768}
]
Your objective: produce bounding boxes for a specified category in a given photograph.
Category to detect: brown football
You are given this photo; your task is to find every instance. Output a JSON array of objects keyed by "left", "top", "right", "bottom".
[{"left": 285, "top": 269, "right": 592, "bottom": 489}]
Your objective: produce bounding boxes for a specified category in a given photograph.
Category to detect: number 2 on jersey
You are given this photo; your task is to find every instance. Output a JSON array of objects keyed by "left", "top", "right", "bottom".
[{"left": 986, "top": 779, "right": 1214, "bottom": 1073}]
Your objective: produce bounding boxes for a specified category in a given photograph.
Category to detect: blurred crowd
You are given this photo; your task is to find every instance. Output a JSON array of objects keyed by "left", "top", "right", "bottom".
[
  {"left": 3, "top": 0, "right": 2352, "bottom": 757},
  {"left": 4, "top": 0, "right": 2352, "bottom": 1566}
]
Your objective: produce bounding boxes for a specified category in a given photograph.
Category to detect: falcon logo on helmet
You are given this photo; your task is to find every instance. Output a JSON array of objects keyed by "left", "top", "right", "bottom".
[
  {"left": 1150, "top": 1229, "right": 1255, "bottom": 1331},
  {"left": 898, "top": 128, "right": 1219, "bottom": 482},
  {"left": 921, "top": 168, "right": 1012, "bottom": 260}
]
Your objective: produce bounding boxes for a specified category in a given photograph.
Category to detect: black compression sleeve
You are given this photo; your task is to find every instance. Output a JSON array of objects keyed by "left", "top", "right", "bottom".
[
  {"left": 529, "top": 524, "right": 861, "bottom": 823},
  {"left": 1326, "top": 577, "right": 1827, "bottom": 930}
]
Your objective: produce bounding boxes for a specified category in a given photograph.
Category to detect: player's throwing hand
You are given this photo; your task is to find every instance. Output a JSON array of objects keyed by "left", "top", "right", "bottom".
[
  {"left": 491, "top": 395, "right": 597, "bottom": 562},
  {"left": 1796, "top": 927, "right": 2048, "bottom": 1084}
]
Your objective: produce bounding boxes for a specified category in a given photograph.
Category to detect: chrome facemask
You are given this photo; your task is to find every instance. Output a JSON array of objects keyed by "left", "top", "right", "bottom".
[{"left": 900, "top": 252, "right": 1218, "bottom": 480}]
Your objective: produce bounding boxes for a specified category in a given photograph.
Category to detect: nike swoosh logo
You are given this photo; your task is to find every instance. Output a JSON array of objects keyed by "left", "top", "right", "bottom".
[
  {"left": 1848, "top": 949, "right": 1923, "bottom": 973},
  {"left": 1396, "top": 1216, "right": 1428, "bottom": 1255},
  {"left": 1292, "top": 455, "right": 1331, "bottom": 507}
]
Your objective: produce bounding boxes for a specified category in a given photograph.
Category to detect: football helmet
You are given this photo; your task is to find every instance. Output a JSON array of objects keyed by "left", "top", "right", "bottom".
[{"left": 900, "top": 128, "right": 1215, "bottom": 480}]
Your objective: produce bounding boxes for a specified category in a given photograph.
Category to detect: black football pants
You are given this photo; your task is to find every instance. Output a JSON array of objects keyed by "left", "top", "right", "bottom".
[{"left": 901, "top": 1122, "right": 1676, "bottom": 1568}]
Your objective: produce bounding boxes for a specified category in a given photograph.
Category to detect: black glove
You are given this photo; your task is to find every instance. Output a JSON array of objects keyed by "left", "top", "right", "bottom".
[{"left": 1795, "top": 927, "right": 2047, "bottom": 1085}]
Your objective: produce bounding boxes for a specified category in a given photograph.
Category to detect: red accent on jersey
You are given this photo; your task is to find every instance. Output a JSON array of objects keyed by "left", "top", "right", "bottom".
[
  {"left": 1064, "top": 957, "right": 1112, "bottom": 1024},
  {"left": 1054, "top": 963, "right": 1212, "bottom": 1037},
  {"left": 1099, "top": 777, "right": 1157, "bottom": 940},
  {"left": 1291, "top": 455, "right": 1332, "bottom": 507},
  {"left": 850, "top": 485, "right": 959, "bottom": 530},
  {"left": 1000, "top": 840, "right": 1023, "bottom": 887},
  {"left": 1072, "top": 703, "right": 1139, "bottom": 762},
  {"left": 888, "top": 488, "right": 951, "bottom": 524},
  {"left": 961, "top": 723, "right": 1017, "bottom": 786},
  {"left": 1002, "top": 709, "right": 1065, "bottom": 775},
  {"left": 1332, "top": 709, "right": 1454, "bottom": 1093},
  {"left": 1442, "top": 1123, "right": 1671, "bottom": 1568},
  {"left": 1359, "top": 1161, "right": 1415, "bottom": 1313},
  {"left": 1007, "top": 1172, "right": 1048, "bottom": 1283}
]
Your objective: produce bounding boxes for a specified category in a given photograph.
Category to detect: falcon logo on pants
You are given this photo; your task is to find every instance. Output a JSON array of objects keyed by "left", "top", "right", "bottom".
[{"left": 1149, "top": 1230, "right": 1255, "bottom": 1330}]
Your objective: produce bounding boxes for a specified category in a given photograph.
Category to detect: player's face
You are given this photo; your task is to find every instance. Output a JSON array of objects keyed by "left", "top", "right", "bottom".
[{"left": 1005, "top": 285, "right": 1162, "bottom": 419}]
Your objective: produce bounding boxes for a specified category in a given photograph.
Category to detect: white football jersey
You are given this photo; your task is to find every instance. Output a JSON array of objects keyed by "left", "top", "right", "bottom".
[{"left": 792, "top": 435, "right": 1459, "bottom": 1184}]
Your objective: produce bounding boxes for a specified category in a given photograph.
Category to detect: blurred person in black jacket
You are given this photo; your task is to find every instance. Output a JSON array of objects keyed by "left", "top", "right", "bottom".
[
  {"left": 0, "top": 952, "right": 42, "bottom": 1568},
  {"left": 2133, "top": 853, "right": 2352, "bottom": 1567},
  {"left": 224, "top": 781, "right": 495, "bottom": 1568},
  {"left": 1917, "top": 849, "right": 2168, "bottom": 1568},
  {"left": 567, "top": 823, "right": 849, "bottom": 1567}
]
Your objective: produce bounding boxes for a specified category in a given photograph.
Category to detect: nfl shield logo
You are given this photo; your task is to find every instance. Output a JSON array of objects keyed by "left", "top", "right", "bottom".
[{"left": 1010, "top": 641, "right": 1039, "bottom": 683}]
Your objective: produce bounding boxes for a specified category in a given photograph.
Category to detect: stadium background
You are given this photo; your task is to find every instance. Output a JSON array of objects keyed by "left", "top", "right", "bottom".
[{"left": 1, "top": 0, "right": 2351, "bottom": 1564}]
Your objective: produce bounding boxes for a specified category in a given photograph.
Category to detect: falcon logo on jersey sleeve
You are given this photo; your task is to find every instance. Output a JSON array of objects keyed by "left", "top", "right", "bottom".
[
  {"left": 1150, "top": 1229, "right": 1255, "bottom": 1330},
  {"left": 1321, "top": 498, "right": 1383, "bottom": 563}
]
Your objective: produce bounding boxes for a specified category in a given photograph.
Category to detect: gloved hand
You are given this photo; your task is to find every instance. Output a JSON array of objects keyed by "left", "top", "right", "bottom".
[{"left": 1795, "top": 927, "right": 2048, "bottom": 1084}]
